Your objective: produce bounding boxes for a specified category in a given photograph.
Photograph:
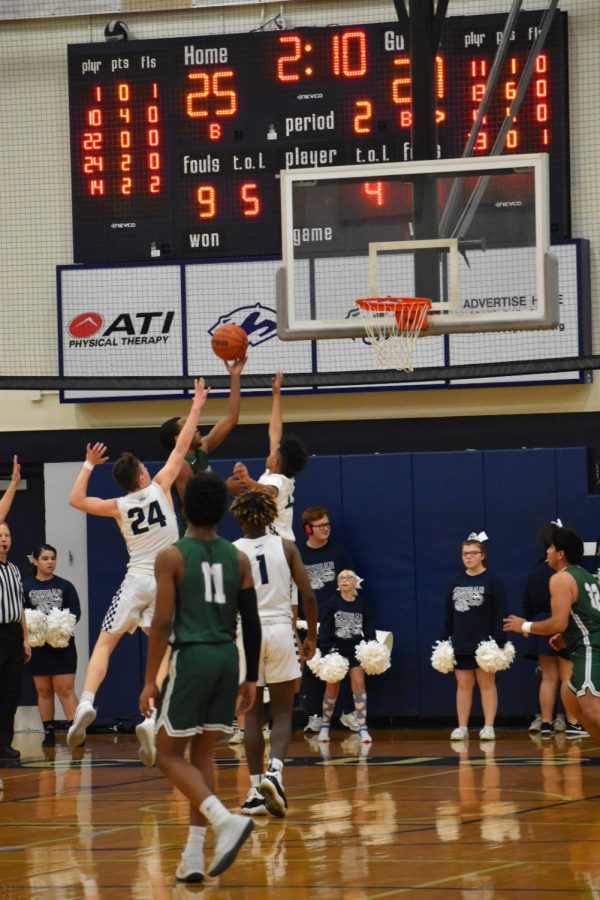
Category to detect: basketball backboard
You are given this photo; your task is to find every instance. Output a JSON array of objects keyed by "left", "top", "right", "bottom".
[{"left": 277, "top": 153, "right": 559, "bottom": 340}]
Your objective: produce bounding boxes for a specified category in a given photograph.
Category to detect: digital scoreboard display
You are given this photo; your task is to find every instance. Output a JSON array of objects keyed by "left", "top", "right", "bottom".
[{"left": 67, "top": 11, "right": 569, "bottom": 263}]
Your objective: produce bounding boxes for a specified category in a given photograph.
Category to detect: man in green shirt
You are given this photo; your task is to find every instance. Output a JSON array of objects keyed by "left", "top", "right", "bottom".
[
  {"left": 504, "top": 526, "right": 600, "bottom": 743},
  {"left": 140, "top": 470, "right": 261, "bottom": 884}
]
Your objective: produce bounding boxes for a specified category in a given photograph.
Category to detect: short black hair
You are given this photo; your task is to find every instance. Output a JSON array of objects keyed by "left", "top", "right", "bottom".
[
  {"left": 279, "top": 434, "right": 309, "bottom": 478},
  {"left": 184, "top": 471, "right": 228, "bottom": 527},
  {"left": 230, "top": 490, "right": 278, "bottom": 528},
  {"left": 552, "top": 526, "right": 584, "bottom": 565},
  {"left": 159, "top": 416, "right": 180, "bottom": 452},
  {"left": 113, "top": 452, "right": 143, "bottom": 492},
  {"left": 538, "top": 522, "right": 560, "bottom": 550}
]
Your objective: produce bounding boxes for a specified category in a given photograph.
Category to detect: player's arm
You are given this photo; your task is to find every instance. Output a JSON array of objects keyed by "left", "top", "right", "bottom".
[
  {"left": 201, "top": 357, "right": 246, "bottom": 454},
  {"left": 504, "top": 570, "right": 574, "bottom": 636},
  {"left": 154, "top": 379, "right": 209, "bottom": 493},
  {"left": 285, "top": 540, "right": 318, "bottom": 659},
  {"left": 140, "top": 545, "right": 181, "bottom": 717},
  {"left": 236, "top": 550, "right": 261, "bottom": 714},
  {"left": 68, "top": 443, "right": 119, "bottom": 518},
  {"left": 0, "top": 455, "right": 20, "bottom": 523},
  {"left": 231, "top": 461, "right": 278, "bottom": 499},
  {"left": 267, "top": 371, "right": 283, "bottom": 457}
]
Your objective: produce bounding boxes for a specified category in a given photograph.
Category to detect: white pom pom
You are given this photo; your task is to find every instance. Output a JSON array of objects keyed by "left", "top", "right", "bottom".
[
  {"left": 431, "top": 639, "right": 456, "bottom": 674},
  {"left": 475, "top": 638, "right": 515, "bottom": 673},
  {"left": 355, "top": 639, "right": 391, "bottom": 675},
  {"left": 314, "top": 651, "right": 349, "bottom": 683},
  {"left": 306, "top": 648, "right": 323, "bottom": 678},
  {"left": 25, "top": 609, "right": 47, "bottom": 647},
  {"left": 45, "top": 608, "right": 77, "bottom": 648},
  {"left": 499, "top": 641, "right": 516, "bottom": 670}
]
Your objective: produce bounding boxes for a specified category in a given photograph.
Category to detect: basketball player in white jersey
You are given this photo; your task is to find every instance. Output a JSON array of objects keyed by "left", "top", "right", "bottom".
[
  {"left": 67, "top": 379, "right": 209, "bottom": 752},
  {"left": 230, "top": 490, "right": 318, "bottom": 817},
  {"left": 230, "top": 372, "right": 308, "bottom": 540}
]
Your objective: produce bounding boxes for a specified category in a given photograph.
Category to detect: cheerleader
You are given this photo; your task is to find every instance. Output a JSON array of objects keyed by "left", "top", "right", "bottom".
[
  {"left": 23, "top": 544, "right": 81, "bottom": 747},
  {"left": 441, "top": 533, "right": 508, "bottom": 741},
  {"left": 317, "top": 570, "right": 376, "bottom": 745}
]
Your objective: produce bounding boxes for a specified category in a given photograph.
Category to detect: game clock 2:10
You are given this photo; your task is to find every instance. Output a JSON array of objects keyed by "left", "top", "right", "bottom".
[{"left": 68, "top": 12, "right": 569, "bottom": 263}]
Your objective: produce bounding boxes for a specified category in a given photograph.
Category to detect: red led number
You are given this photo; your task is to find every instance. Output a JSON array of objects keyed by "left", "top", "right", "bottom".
[
  {"left": 353, "top": 100, "right": 372, "bottom": 134},
  {"left": 196, "top": 186, "right": 216, "bottom": 219},
  {"left": 241, "top": 182, "right": 260, "bottom": 217},
  {"left": 186, "top": 71, "right": 237, "bottom": 118},
  {"left": 363, "top": 182, "right": 384, "bottom": 206},
  {"left": 276, "top": 36, "right": 302, "bottom": 83},
  {"left": 332, "top": 31, "right": 367, "bottom": 78}
]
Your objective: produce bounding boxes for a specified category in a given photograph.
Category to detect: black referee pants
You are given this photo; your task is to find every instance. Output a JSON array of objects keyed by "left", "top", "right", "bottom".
[{"left": 0, "top": 623, "right": 24, "bottom": 746}]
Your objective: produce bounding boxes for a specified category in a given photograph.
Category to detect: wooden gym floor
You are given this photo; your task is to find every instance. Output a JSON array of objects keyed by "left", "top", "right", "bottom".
[{"left": 1, "top": 727, "right": 599, "bottom": 899}]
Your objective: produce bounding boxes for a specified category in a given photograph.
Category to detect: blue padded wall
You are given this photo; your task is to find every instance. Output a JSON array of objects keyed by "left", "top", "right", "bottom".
[
  {"left": 340, "top": 453, "right": 417, "bottom": 717},
  {"left": 413, "top": 451, "right": 486, "bottom": 717},
  {"left": 84, "top": 447, "right": 595, "bottom": 722}
]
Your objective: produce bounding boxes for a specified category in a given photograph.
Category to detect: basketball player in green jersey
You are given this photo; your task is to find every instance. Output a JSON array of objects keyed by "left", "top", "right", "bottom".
[
  {"left": 140, "top": 471, "right": 261, "bottom": 883},
  {"left": 159, "top": 358, "right": 246, "bottom": 536},
  {"left": 504, "top": 526, "right": 600, "bottom": 743}
]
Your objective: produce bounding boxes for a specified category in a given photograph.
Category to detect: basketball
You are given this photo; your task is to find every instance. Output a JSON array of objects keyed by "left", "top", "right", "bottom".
[{"left": 211, "top": 324, "right": 248, "bottom": 361}]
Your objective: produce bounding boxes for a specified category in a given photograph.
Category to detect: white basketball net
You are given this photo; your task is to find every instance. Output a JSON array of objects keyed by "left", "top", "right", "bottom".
[{"left": 356, "top": 298, "right": 431, "bottom": 373}]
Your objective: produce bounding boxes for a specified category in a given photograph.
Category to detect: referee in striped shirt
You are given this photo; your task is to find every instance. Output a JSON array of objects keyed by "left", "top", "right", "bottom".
[{"left": 0, "top": 457, "right": 31, "bottom": 760}]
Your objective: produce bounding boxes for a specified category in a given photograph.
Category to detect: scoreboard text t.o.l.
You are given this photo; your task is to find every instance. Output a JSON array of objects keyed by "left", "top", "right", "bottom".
[{"left": 67, "top": 11, "right": 569, "bottom": 263}]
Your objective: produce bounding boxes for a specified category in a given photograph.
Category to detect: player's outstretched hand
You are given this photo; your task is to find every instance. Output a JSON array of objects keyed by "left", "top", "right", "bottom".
[
  {"left": 86, "top": 442, "right": 109, "bottom": 467},
  {"left": 503, "top": 614, "right": 525, "bottom": 634},
  {"left": 225, "top": 357, "right": 247, "bottom": 376},
  {"left": 192, "top": 377, "right": 210, "bottom": 406},
  {"left": 10, "top": 455, "right": 21, "bottom": 487},
  {"left": 271, "top": 370, "right": 283, "bottom": 394}
]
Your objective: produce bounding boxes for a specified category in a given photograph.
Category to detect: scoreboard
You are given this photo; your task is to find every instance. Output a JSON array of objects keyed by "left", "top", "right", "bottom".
[{"left": 67, "top": 10, "right": 570, "bottom": 263}]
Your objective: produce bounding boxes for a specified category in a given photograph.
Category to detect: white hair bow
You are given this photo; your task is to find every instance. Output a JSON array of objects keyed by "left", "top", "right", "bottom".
[
  {"left": 551, "top": 518, "right": 563, "bottom": 527},
  {"left": 467, "top": 531, "right": 488, "bottom": 542}
]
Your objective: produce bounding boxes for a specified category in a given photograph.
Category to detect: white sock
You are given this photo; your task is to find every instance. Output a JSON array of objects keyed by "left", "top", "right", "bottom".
[
  {"left": 80, "top": 691, "right": 95, "bottom": 706},
  {"left": 185, "top": 825, "right": 206, "bottom": 854},
  {"left": 250, "top": 774, "right": 261, "bottom": 788},
  {"left": 199, "top": 795, "right": 230, "bottom": 827}
]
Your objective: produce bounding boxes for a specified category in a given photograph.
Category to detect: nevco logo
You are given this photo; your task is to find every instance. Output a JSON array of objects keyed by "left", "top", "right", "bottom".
[
  {"left": 111, "top": 222, "right": 137, "bottom": 228},
  {"left": 495, "top": 200, "right": 523, "bottom": 207},
  {"left": 67, "top": 311, "right": 175, "bottom": 347}
]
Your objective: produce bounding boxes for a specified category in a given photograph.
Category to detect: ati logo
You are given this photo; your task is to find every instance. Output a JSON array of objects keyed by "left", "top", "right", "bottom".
[
  {"left": 208, "top": 303, "right": 276, "bottom": 347},
  {"left": 68, "top": 311, "right": 175, "bottom": 339},
  {"left": 68, "top": 312, "right": 104, "bottom": 338}
]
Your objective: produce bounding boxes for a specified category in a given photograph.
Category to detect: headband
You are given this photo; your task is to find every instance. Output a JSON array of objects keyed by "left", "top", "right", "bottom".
[{"left": 467, "top": 531, "right": 488, "bottom": 542}]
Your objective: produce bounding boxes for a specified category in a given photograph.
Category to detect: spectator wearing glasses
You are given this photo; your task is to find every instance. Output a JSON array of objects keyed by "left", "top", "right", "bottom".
[
  {"left": 299, "top": 507, "right": 356, "bottom": 732},
  {"left": 440, "top": 532, "right": 508, "bottom": 742}
]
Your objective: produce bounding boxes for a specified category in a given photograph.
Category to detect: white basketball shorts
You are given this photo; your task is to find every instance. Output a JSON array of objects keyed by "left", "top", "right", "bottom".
[
  {"left": 101, "top": 570, "right": 156, "bottom": 635},
  {"left": 256, "top": 621, "right": 301, "bottom": 687}
]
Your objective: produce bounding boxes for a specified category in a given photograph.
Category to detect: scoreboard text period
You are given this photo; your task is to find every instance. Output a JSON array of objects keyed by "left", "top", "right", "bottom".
[{"left": 67, "top": 11, "right": 569, "bottom": 263}]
